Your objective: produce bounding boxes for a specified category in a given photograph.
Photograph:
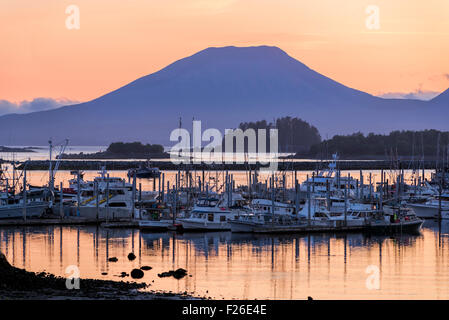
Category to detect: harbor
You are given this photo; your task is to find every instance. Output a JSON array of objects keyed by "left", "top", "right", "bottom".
[{"left": 2, "top": 143, "right": 447, "bottom": 234}]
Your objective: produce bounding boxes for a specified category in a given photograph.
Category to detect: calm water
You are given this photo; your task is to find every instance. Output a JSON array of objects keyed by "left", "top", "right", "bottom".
[
  {"left": 1, "top": 146, "right": 107, "bottom": 162},
  {"left": 2, "top": 221, "right": 449, "bottom": 299}
]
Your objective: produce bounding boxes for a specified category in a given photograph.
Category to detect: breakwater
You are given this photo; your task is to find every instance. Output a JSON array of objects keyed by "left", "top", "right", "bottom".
[{"left": 14, "top": 159, "right": 440, "bottom": 171}]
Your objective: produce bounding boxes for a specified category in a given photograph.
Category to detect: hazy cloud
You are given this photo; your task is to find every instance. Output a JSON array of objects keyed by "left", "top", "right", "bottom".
[
  {"left": 0, "top": 98, "right": 79, "bottom": 116},
  {"left": 428, "top": 73, "right": 449, "bottom": 82},
  {"left": 378, "top": 90, "right": 441, "bottom": 101}
]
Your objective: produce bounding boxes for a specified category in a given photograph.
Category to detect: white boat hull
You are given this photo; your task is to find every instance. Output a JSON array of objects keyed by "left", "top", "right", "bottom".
[
  {"left": 229, "top": 220, "right": 264, "bottom": 233},
  {"left": 138, "top": 219, "right": 174, "bottom": 230},
  {"left": 0, "top": 203, "right": 47, "bottom": 220},
  {"left": 74, "top": 207, "right": 134, "bottom": 219},
  {"left": 180, "top": 219, "right": 231, "bottom": 231},
  {"left": 408, "top": 203, "right": 448, "bottom": 219}
]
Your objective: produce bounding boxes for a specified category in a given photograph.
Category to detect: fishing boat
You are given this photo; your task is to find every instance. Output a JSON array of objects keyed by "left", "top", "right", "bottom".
[
  {"left": 229, "top": 213, "right": 296, "bottom": 233},
  {"left": 368, "top": 205, "right": 424, "bottom": 233},
  {"left": 179, "top": 197, "right": 239, "bottom": 231},
  {"left": 0, "top": 189, "right": 49, "bottom": 219},
  {"left": 251, "top": 198, "right": 297, "bottom": 216},
  {"left": 137, "top": 200, "right": 179, "bottom": 231},
  {"left": 0, "top": 163, "right": 50, "bottom": 219},
  {"left": 127, "top": 164, "right": 160, "bottom": 179},
  {"left": 74, "top": 183, "right": 138, "bottom": 220},
  {"left": 407, "top": 193, "right": 449, "bottom": 219},
  {"left": 299, "top": 153, "right": 369, "bottom": 197}
]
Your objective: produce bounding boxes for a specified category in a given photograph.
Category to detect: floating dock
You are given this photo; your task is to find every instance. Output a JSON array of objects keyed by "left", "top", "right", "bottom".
[
  {"left": 0, "top": 217, "right": 138, "bottom": 227},
  {"left": 252, "top": 224, "right": 365, "bottom": 234}
]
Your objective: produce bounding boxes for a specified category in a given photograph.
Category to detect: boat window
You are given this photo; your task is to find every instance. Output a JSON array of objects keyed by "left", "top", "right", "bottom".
[
  {"left": 208, "top": 213, "right": 214, "bottom": 222},
  {"left": 108, "top": 202, "right": 127, "bottom": 207},
  {"left": 220, "top": 215, "right": 226, "bottom": 222}
]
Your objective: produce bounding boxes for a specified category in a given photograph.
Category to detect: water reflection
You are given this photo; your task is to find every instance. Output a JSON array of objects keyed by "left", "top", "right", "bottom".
[{"left": 1, "top": 223, "right": 449, "bottom": 299}]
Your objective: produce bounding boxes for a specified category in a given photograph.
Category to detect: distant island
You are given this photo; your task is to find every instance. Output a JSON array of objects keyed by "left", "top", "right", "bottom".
[
  {"left": 58, "top": 129, "right": 449, "bottom": 161},
  {"left": 0, "top": 146, "right": 37, "bottom": 153},
  {"left": 233, "top": 116, "right": 321, "bottom": 153},
  {"left": 290, "top": 129, "right": 449, "bottom": 160},
  {"left": 59, "top": 142, "right": 169, "bottom": 159}
]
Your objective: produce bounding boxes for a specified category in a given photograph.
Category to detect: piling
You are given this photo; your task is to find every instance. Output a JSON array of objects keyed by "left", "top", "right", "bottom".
[
  {"left": 138, "top": 183, "right": 142, "bottom": 219},
  {"left": 77, "top": 172, "right": 80, "bottom": 217},
  {"left": 106, "top": 174, "right": 110, "bottom": 222},
  {"left": 132, "top": 173, "right": 136, "bottom": 219},
  {"left": 95, "top": 181, "right": 99, "bottom": 221},
  {"left": 59, "top": 182, "right": 63, "bottom": 218},
  {"left": 22, "top": 169, "right": 27, "bottom": 221}
]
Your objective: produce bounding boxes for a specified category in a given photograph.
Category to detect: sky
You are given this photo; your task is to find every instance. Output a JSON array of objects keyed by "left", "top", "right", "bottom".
[{"left": 1, "top": 0, "right": 449, "bottom": 112}]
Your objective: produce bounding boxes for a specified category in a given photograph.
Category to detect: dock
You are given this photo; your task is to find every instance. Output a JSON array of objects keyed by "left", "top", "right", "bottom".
[
  {"left": 0, "top": 217, "right": 138, "bottom": 228},
  {"left": 252, "top": 224, "right": 365, "bottom": 234},
  {"left": 0, "top": 217, "right": 101, "bottom": 227}
]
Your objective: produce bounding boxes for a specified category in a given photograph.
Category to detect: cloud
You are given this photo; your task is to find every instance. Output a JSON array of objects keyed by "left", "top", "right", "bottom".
[
  {"left": 0, "top": 98, "right": 79, "bottom": 116},
  {"left": 428, "top": 73, "right": 449, "bottom": 82},
  {"left": 377, "top": 90, "right": 441, "bottom": 101}
]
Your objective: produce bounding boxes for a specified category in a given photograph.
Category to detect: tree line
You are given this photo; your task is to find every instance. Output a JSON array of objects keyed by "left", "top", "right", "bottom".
[
  {"left": 306, "top": 130, "right": 449, "bottom": 158},
  {"left": 107, "top": 142, "right": 164, "bottom": 155},
  {"left": 223, "top": 116, "right": 322, "bottom": 153}
]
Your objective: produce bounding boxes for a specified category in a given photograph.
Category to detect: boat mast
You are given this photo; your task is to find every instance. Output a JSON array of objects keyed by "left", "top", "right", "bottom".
[{"left": 49, "top": 139, "right": 53, "bottom": 193}]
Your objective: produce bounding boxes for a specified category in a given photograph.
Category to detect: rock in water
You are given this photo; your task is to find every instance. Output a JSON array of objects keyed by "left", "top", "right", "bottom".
[
  {"left": 108, "top": 257, "right": 118, "bottom": 262},
  {"left": 140, "top": 266, "right": 152, "bottom": 271},
  {"left": 173, "top": 268, "right": 187, "bottom": 279},
  {"left": 128, "top": 253, "right": 136, "bottom": 261},
  {"left": 131, "top": 269, "right": 144, "bottom": 279},
  {"left": 158, "top": 271, "right": 173, "bottom": 278},
  {"left": 157, "top": 268, "right": 188, "bottom": 279}
]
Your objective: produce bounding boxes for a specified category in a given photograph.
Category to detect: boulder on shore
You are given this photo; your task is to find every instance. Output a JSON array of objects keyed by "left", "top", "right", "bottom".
[{"left": 131, "top": 269, "right": 144, "bottom": 279}]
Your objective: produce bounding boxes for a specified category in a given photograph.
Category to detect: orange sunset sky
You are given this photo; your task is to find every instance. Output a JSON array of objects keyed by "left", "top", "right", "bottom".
[{"left": 1, "top": 0, "right": 449, "bottom": 104}]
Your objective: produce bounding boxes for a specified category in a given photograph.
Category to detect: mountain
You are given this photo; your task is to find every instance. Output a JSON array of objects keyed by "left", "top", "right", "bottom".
[
  {"left": 431, "top": 88, "right": 449, "bottom": 104},
  {"left": 0, "top": 45, "right": 447, "bottom": 145}
]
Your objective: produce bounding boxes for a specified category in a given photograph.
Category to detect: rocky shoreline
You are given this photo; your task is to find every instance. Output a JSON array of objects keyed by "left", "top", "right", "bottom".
[
  {"left": 0, "top": 252, "right": 197, "bottom": 300},
  {"left": 0, "top": 146, "right": 37, "bottom": 153}
]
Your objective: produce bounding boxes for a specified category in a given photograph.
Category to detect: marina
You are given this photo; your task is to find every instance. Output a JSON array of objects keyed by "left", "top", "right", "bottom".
[{"left": 1, "top": 147, "right": 445, "bottom": 234}]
